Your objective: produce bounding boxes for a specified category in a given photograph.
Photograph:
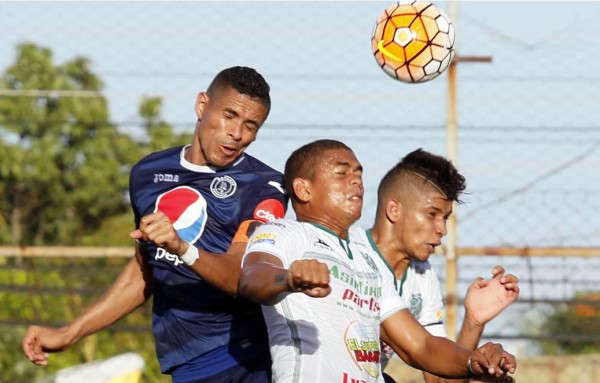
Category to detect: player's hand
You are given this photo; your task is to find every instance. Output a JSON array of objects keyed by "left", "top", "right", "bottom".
[
  {"left": 468, "top": 342, "right": 516, "bottom": 378},
  {"left": 288, "top": 259, "right": 331, "bottom": 298},
  {"left": 130, "top": 211, "right": 187, "bottom": 256},
  {"left": 464, "top": 266, "right": 520, "bottom": 326},
  {"left": 23, "top": 325, "right": 73, "bottom": 366}
]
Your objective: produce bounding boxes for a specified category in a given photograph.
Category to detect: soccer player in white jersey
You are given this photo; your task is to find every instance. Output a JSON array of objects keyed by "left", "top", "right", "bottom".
[
  {"left": 355, "top": 148, "right": 520, "bottom": 383},
  {"left": 239, "top": 139, "right": 517, "bottom": 383}
]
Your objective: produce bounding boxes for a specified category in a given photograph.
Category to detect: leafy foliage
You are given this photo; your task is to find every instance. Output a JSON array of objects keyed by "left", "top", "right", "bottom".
[
  {"left": 0, "top": 43, "right": 193, "bottom": 383},
  {"left": 539, "top": 292, "right": 600, "bottom": 355},
  {"left": 0, "top": 257, "right": 169, "bottom": 383},
  {"left": 0, "top": 43, "right": 191, "bottom": 246}
]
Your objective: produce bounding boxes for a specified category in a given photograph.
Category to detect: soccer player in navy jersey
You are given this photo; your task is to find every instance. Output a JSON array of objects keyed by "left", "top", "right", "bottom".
[{"left": 23, "top": 66, "right": 288, "bottom": 383}]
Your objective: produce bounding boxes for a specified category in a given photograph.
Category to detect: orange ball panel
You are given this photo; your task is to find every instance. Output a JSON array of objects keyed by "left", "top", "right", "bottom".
[
  {"left": 381, "top": 23, "right": 400, "bottom": 45},
  {"left": 430, "top": 44, "right": 449, "bottom": 60},
  {"left": 431, "top": 32, "right": 450, "bottom": 47},
  {"left": 421, "top": 4, "right": 441, "bottom": 18},
  {"left": 382, "top": 41, "right": 407, "bottom": 64},
  {"left": 421, "top": 16, "right": 440, "bottom": 40},
  {"left": 408, "top": 63, "right": 426, "bottom": 81},
  {"left": 395, "top": 65, "right": 412, "bottom": 82},
  {"left": 390, "top": 14, "right": 418, "bottom": 29},
  {"left": 411, "top": 48, "right": 433, "bottom": 66},
  {"left": 405, "top": 40, "right": 427, "bottom": 61},
  {"left": 411, "top": 1, "right": 430, "bottom": 13}
]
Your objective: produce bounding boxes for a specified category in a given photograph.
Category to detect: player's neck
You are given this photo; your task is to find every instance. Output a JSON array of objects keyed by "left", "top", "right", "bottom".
[
  {"left": 297, "top": 212, "right": 350, "bottom": 239},
  {"left": 370, "top": 225, "right": 410, "bottom": 278}
]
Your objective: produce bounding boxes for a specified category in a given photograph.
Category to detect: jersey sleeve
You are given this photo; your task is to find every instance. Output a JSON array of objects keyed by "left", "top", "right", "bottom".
[
  {"left": 242, "top": 220, "right": 303, "bottom": 268},
  {"left": 249, "top": 173, "right": 288, "bottom": 223},
  {"left": 419, "top": 267, "right": 447, "bottom": 337},
  {"left": 233, "top": 174, "right": 288, "bottom": 243}
]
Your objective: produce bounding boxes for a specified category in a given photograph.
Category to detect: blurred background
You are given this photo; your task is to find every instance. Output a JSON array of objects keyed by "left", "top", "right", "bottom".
[{"left": 1, "top": 1, "right": 599, "bottom": 382}]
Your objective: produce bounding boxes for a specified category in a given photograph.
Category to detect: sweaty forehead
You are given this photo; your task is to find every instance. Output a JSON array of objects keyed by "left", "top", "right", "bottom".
[
  {"left": 321, "top": 148, "right": 359, "bottom": 167},
  {"left": 411, "top": 184, "right": 451, "bottom": 208}
]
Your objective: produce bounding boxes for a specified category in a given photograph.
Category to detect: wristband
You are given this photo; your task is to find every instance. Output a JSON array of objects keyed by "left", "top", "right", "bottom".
[
  {"left": 467, "top": 357, "right": 476, "bottom": 377},
  {"left": 180, "top": 242, "right": 199, "bottom": 266}
]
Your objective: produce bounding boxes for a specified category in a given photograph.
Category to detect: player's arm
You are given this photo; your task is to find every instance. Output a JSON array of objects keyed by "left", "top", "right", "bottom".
[
  {"left": 23, "top": 244, "right": 153, "bottom": 366},
  {"left": 130, "top": 211, "right": 254, "bottom": 297},
  {"left": 460, "top": 266, "right": 519, "bottom": 346},
  {"left": 381, "top": 309, "right": 516, "bottom": 380},
  {"left": 239, "top": 252, "right": 330, "bottom": 305},
  {"left": 420, "top": 266, "right": 519, "bottom": 383}
]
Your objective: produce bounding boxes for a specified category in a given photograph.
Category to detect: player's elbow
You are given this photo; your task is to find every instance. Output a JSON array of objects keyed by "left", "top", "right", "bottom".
[
  {"left": 238, "top": 267, "right": 282, "bottom": 306},
  {"left": 238, "top": 270, "right": 259, "bottom": 302}
]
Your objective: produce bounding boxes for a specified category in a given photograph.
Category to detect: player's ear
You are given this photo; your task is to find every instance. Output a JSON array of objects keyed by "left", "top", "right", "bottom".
[
  {"left": 195, "top": 92, "right": 209, "bottom": 119},
  {"left": 385, "top": 198, "right": 402, "bottom": 223},
  {"left": 293, "top": 178, "right": 311, "bottom": 203}
]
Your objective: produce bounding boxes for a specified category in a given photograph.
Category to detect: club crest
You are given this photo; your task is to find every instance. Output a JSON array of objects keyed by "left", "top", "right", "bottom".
[{"left": 210, "top": 176, "right": 237, "bottom": 198}]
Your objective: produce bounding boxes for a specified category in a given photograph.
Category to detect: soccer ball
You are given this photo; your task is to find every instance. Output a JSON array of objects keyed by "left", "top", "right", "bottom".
[{"left": 371, "top": 1, "right": 455, "bottom": 83}]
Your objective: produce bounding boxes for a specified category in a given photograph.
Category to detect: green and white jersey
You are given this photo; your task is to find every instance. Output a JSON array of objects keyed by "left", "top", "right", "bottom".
[
  {"left": 350, "top": 228, "right": 446, "bottom": 370},
  {"left": 244, "top": 219, "right": 406, "bottom": 383}
]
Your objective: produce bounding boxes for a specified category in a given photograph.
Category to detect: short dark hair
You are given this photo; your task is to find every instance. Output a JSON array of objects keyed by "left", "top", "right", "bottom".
[
  {"left": 378, "top": 148, "right": 466, "bottom": 203},
  {"left": 284, "top": 139, "right": 351, "bottom": 202},
  {"left": 207, "top": 66, "right": 271, "bottom": 111}
]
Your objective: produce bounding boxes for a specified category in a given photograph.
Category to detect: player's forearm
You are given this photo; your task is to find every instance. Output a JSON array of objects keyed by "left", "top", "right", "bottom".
[
  {"left": 456, "top": 315, "right": 485, "bottom": 350},
  {"left": 422, "top": 364, "right": 471, "bottom": 383},
  {"left": 402, "top": 336, "right": 472, "bottom": 379},
  {"left": 67, "top": 258, "right": 150, "bottom": 344},
  {"left": 172, "top": 242, "right": 243, "bottom": 296},
  {"left": 185, "top": 249, "right": 241, "bottom": 296},
  {"left": 418, "top": 317, "right": 484, "bottom": 383},
  {"left": 239, "top": 263, "right": 291, "bottom": 305}
]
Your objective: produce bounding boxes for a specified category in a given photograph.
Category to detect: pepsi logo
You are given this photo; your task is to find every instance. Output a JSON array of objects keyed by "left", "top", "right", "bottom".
[{"left": 154, "top": 186, "right": 208, "bottom": 244}]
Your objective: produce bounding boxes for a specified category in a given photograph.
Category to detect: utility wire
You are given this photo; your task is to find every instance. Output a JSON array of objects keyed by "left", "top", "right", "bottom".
[{"left": 462, "top": 142, "right": 600, "bottom": 222}]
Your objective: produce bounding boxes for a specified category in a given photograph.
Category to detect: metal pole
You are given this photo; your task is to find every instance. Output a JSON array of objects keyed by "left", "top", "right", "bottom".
[{"left": 445, "top": 0, "right": 459, "bottom": 341}]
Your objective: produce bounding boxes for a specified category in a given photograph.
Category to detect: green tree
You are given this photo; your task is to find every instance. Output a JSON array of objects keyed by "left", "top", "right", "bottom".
[
  {"left": 0, "top": 42, "right": 194, "bottom": 383},
  {"left": 539, "top": 292, "right": 600, "bottom": 355},
  {"left": 0, "top": 43, "right": 140, "bottom": 245},
  {"left": 140, "top": 95, "right": 192, "bottom": 152}
]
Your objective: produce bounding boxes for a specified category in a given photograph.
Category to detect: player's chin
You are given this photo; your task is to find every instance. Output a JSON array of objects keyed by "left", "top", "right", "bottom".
[
  {"left": 211, "top": 154, "right": 238, "bottom": 168},
  {"left": 347, "top": 208, "right": 362, "bottom": 223},
  {"left": 416, "top": 246, "right": 434, "bottom": 261}
]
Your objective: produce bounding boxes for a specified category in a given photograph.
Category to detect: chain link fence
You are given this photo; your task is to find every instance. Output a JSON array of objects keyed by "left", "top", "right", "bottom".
[{"left": 1, "top": 1, "right": 600, "bottom": 382}]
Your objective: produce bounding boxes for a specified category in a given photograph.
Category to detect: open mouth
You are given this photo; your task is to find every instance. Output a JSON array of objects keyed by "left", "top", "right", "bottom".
[{"left": 221, "top": 145, "right": 238, "bottom": 156}]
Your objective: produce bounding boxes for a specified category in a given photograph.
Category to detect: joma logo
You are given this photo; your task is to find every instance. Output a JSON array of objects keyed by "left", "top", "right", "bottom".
[{"left": 154, "top": 174, "right": 179, "bottom": 183}]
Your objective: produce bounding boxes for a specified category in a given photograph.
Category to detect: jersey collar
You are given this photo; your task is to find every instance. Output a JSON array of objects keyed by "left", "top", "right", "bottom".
[
  {"left": 179, "top": 145, "right": 246, "bottom": 173},
  {"left": 365, "top": 229, "right": 400, "bottom": 291},
  {"left": 307, "top": 222, "right": 353, "bottom": 260}
]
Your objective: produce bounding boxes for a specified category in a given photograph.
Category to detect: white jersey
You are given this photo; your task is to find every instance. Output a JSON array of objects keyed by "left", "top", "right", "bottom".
[
  {"left": 396, "top": 260, "right": 446, "bottom": 336},
  {"left": 244, "top": 219, "right": 407, "bottom": 383},
  {"left": 349, "top": 228, "right": 446, "bottom": 370}
]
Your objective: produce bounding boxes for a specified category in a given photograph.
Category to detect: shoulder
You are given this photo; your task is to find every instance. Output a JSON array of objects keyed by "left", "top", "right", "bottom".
[
  {"left": 132, "top": 146, "right": 183, "bottom": 173},
  {"left": 259, "top": 218, "right": 302, "bottom": 234},
  {"left": 247, "top": 219, "right": 306, "bottom": 252},
  {"left": 239, "top": 153, "right": 283, "bottom": 178},
  {"left": 349, "top": 226, "right": 366, "bottom": 237}
]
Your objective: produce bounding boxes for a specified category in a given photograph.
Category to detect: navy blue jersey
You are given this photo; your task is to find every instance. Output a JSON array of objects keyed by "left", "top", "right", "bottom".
[{"left": 129, "top": 145, "right": 287, "bottom": 376}]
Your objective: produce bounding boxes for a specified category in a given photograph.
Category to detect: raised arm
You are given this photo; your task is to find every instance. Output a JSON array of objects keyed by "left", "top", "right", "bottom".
[
  {"left": 420, "top": 266, "right": 520, "bottom": 383},
  {"left": 381, "top": 309, "right": 516, "bottom": 381},
  {"left": 130, "top": 211, "right": 251, "bottom": 296},
  {"left": 239, "top": 252, "right": 331, "bottom": 305},
  {"left": 23, "top": 244, "right": 153, "bottom": 366}
]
